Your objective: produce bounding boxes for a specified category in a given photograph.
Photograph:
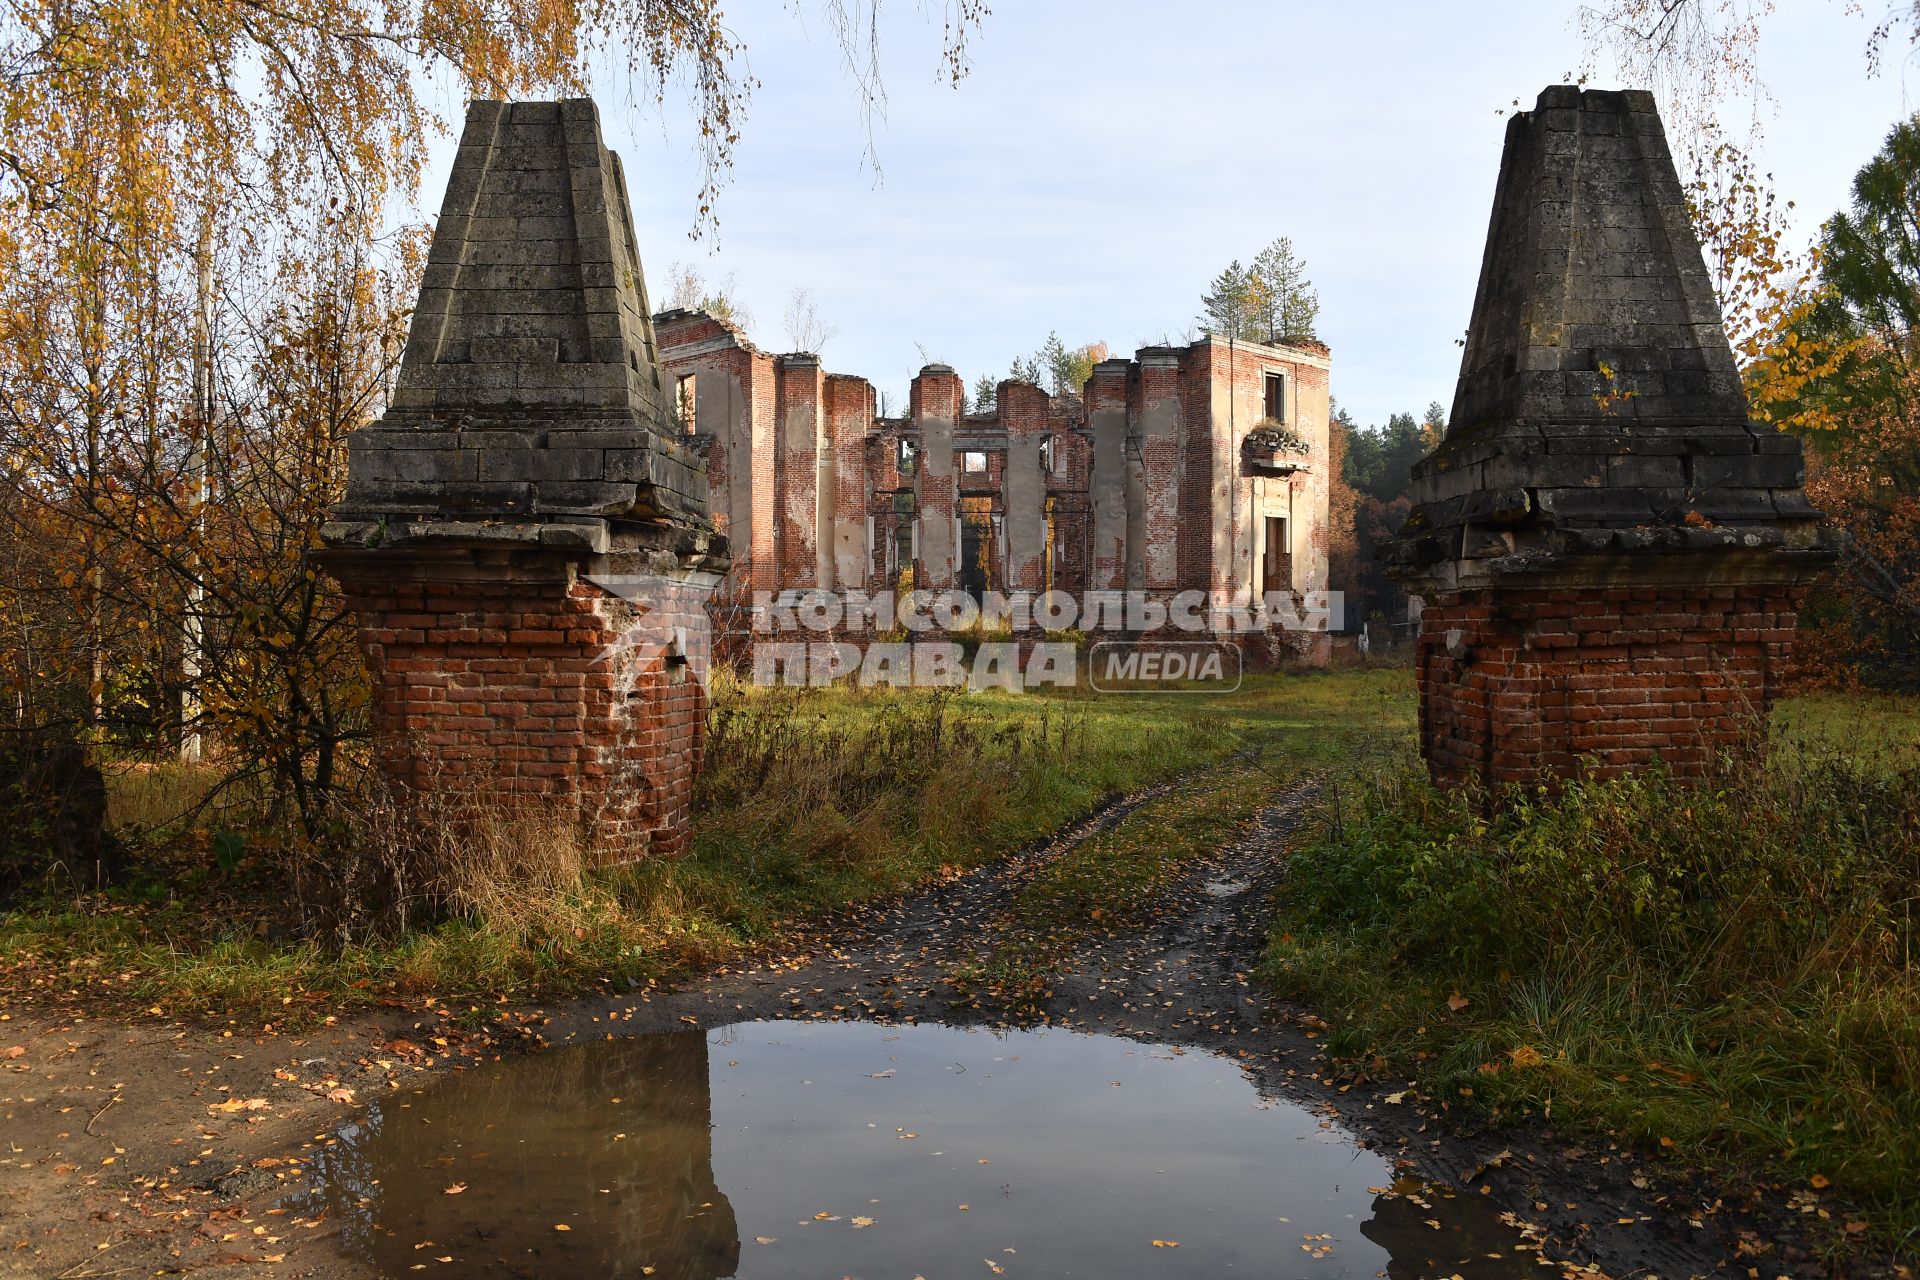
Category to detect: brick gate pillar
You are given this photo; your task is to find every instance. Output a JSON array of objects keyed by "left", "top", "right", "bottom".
[
  {"left": 1385, "top": 87, "right": 1833, "bottom": 792},
  {"left": 318, "top": 98, "right": 729, "bottom": 863}
]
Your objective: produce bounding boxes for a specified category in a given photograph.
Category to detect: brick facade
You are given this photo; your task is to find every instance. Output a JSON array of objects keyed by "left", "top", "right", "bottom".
[
  {"left": 1414, "top": 581, "right": 1808, "bottom": 788},
  {"left": 654, "top": 313, "right": 1334, "bottom": 661},
  {"left": 334, "top": 553, "right": 715, "bottom": 860}
]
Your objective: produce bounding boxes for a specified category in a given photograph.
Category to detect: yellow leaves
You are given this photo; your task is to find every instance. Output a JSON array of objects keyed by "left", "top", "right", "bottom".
[
  {"left": 1446, "top": 991, "right": 1470, "bottom": 1012},
  {"left": 1151, "top": 1239, "right": 1180, "bottom": 1248},
  {"left": 1810, "top": 1173, "right": 1831, "bottom": 1189},
  {"left": 1507, "top": 1044, "right": 1545, "bottom": 1069}
]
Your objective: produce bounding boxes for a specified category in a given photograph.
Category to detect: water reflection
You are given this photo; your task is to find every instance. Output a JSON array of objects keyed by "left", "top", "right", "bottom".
[
  {"left": 303, "top": 1030, "right": 738, "bottom": 1277},
  {"left": 300, "top": 1021, "right": 1536, "bottom": 1279}
]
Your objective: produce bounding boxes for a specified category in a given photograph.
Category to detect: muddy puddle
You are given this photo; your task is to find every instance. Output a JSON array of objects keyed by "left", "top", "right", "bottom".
[{"left": 297, "top": 1020, "right": 1537, "bottom": 1278}]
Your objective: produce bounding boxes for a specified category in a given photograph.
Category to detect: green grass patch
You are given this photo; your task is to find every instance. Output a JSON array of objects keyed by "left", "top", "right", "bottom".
[
  {"left": 1262, "top": 706, "right": 1920, "bottom": 1248},
  {"left": 952, "top": 752, "right": 1293, "bottom": 1014},
  {"left": 2, "top": 671, "right": 1407, "bottom": 1019}
]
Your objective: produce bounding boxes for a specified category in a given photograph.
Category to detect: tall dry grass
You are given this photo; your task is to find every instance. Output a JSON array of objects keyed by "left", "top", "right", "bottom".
[{"left": 1266, "top": 731, "right": 1920, "bottom": 1238}]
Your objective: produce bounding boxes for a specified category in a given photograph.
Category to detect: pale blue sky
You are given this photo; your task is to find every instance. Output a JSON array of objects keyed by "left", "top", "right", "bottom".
[{"left": 414, "top": 1, "right": 1917, "bottom": 427}]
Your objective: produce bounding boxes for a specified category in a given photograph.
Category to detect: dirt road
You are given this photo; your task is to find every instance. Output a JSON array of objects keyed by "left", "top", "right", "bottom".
[{"left": 0, "top": 774, "right": 1867, "bottom": 1278}]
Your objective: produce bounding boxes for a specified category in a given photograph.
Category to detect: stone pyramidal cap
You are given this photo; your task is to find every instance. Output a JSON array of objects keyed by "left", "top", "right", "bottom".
[
  {"left": 392, "top": 98, "right": 666, "bottom": 416},
  {"left": 1451, "top": 85, "right": 1746, "bottom": 433},
  {"left": 325, "top": 98, "right": 722, "bottom": 543},
  {"left": 1384, "top": 86, "right": 1833, "bottom": 590}
]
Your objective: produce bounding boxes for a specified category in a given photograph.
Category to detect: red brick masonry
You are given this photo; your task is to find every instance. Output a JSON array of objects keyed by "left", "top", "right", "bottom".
[
  {"left": 334, "top": 554, "right": 709, "bottom": 862},
  {"left": 1414, "top": 581, "right": 1808, "bottom": 789}
]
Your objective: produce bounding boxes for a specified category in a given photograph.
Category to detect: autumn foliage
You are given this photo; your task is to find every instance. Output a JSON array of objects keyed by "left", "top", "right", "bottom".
[
  {"left": 0, "top": 2, "right": 982, "bottom": 865},
  {"left": 1743, "top": 115, "right": 1920, "bottom": 689}
]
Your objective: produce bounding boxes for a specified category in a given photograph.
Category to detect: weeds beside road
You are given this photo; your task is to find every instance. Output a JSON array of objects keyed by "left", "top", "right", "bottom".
[
  {"left": 1263, "top": 688, "right": 1920, "bottom": 1256},
  {"left": 0, "top": 671, "right": 1409, "bottom": 1021},
  {"left": 5, "top": 667, "right": 1918, "bottom": 1257}
]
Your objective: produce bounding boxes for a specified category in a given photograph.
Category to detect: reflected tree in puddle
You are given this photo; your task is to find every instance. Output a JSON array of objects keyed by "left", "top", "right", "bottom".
[{"left": 300, "top": 1030, "right": 739, "bottom": 1278}]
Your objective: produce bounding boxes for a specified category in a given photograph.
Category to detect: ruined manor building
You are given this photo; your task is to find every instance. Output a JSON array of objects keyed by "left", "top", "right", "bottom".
[{"left": 654, "top": 312, "right": 1334, "bottom": 660}]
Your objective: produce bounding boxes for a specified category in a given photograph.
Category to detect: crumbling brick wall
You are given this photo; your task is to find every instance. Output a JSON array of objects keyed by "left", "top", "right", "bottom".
[
  {"left": 1415, "top": 582, "right": 1807, "bottom": 787},
  {"left": 337, "top": 558, "right": 714, "bottom": 859},
  {"left": 657, "top": 322, "right": 1334, "bottom": 663}
]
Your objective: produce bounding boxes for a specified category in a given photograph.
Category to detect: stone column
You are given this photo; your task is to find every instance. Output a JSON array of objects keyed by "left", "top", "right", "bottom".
[
  {"left": 319, "top": 98, "right": 728, "bottom": 864},
  {"left": 774, "top": 354, "right": 822, "bottom": 590},
  {"left": 911, "top": 365, "right": 961, "bottom": 591},
  {"left": 1385, "top": 86, "right": 1833, "bottom": 792},
  {"left": 1087, "top": 358, "right": 1131, "bottom": 592},
  {"left": 1000, "top": 381, "right": 1049, "bottom": 595},
  {"left": 825, "top": 374, "right": 874, "bottom": 595}
]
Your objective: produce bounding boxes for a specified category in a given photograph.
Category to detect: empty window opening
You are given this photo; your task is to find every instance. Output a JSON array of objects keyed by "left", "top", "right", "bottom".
[
  {"left": 674, "top": 374, "right": 697, "bottom": 433},
  {"left": 960, "top": 495, "right": 996, "bottom": 602},
  {"left": 963, "top": 450, "right": 988, "bottom": 474},
  {"left": 1263, "top": 516, "right": 1292, "bottom": 595},
  {"left": 1263, "top": 372, "right": 1286, "bottom": 422}
]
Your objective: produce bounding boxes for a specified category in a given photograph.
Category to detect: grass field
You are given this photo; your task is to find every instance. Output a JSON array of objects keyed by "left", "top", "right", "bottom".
[{"left": 1, "top": 670, "right": 1411, "bottom": 1019}]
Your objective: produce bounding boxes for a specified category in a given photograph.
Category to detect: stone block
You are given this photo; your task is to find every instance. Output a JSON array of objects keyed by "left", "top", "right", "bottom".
[
  {"left": 1606, "top": 454, "right": 1684, "bottom": 487},
  {"left": 470, "top": 335, "right": 560, "bottom": 363},
  {"left": 529, "top": 448, "right": 609, "bottom": 483},
  {"left": 1691, "top": 452, "right": 1803, "bottom": 489},
  {"left": 534, "top": 480, "right": 640, "bottom": 514}
]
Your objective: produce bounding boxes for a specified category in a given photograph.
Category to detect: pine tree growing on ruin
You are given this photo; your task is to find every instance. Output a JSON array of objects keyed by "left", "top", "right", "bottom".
[
  {"left": 1200, "top": 247, "right": 1318, "bottom": 344},
  {"left": 972, "top": 374, "right": 998, "bottom": 413},
  {"left": 1198, "top": 261, "right": 1257, "bottom": 341},
  {"left": 1250, "top": 238, "right": 1321, "bottom": 342}
]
